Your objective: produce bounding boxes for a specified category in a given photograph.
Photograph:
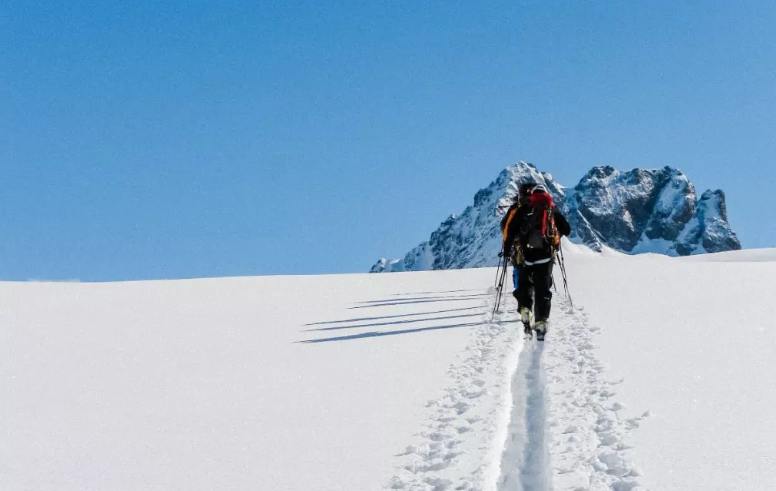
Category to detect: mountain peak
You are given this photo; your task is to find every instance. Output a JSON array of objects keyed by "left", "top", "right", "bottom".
[{"left": 371, "top": 163, "right": 740, "bottom": 272}]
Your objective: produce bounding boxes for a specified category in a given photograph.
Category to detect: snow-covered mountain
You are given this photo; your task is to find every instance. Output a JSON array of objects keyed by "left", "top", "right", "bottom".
[
  {"left": 568, "top": 165, "right": 740, "bottom": 255},
  {"left": 371, "top": 162, "right": 740, "bottom": 272}
]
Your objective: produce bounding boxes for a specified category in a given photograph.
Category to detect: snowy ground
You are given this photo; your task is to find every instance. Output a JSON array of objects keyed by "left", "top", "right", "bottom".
[
  {"left": 3, "top": 244, "right": 776, "bottom": 490},
  {"left": 566, "top": 245, "right": 776, "bottom": 491}
]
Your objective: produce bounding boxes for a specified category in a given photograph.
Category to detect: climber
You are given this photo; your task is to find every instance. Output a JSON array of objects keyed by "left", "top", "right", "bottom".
[
  {"left": 500, "top": 182, "right": 536, "bottom": 289},
  {"left": 502, "top": 184, "right": 571, "bottom": 340}
]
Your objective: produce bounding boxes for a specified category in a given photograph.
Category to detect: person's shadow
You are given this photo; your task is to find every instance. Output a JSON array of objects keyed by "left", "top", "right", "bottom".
[{"left": 297, "top": 290, "right": 498, "bottom": 344}]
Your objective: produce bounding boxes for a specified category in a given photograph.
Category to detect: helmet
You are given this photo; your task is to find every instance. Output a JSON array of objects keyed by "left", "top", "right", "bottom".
[
  {"left": 532, "top": 184, "right": 548, "bottom": 194},
  {"left": 518, "top": 182, "right": 536, "bottom": 197}
]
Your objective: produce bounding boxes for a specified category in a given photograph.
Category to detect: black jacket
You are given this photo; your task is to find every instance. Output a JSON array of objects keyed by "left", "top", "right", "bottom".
[
  {"left": 499, "top": 193, "right": 535, "bottom": 233},
  {"left": 499, "top": 203, "right": 520, "bottom": 233},
  {"left": 503, "top": 204, "right": 571, "bottom": 263}
]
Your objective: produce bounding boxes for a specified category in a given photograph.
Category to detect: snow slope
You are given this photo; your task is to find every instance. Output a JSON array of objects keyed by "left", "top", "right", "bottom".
[
  {"left": 565, "top": 244, "right": 776, "bottom": 491},
  {"left": 1, "top": 272, "right": 518, "bottom": 491},
  {"left": 4, "top": 245, "right": 776, "bottom": 490}
]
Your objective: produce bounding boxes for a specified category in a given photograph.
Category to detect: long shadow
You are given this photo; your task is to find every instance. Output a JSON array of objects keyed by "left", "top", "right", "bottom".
[
  {"left": 304, "top": 312, "right": 484, "bottom": 332},
  {"left": 357, "top": 293, "right": 488, "bottom": 304},
  {"left": 304, "top": 306, "right": 483, "bottom": 326},
  {"left": 349, "top": 297, "right": 485, "bottom": 309},
  {"left": 389, "top": 289, "right": 482, "bottom": 296},
  {"left": 299, "top": 321, "right": 489, "bottom": 344}
]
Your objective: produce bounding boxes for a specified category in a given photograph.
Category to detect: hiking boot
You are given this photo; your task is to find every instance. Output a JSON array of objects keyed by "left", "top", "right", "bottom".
[
  {"left": 519, "top": 307, "right": 533, "bottom": 325},
  {"left": 534, "top": 320, "right": 548, "bottom": 341}
]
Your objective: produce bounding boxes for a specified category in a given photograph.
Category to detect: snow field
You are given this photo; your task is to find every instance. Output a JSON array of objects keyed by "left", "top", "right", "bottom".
[
  {"left": 388, "top": 288, "right": 522, "bottom": 491},
  {"left": 4, "top": 244, "right": 776, "bottom": 491},
  {"left": 565, "top": 245, "right": 776, "bottom": 491},
  {"left": 493, "top": 297, "right": 645, "bottom": 491},
  {"left": 541, "top": 300, "right": 648, "bottom": 491},
  {"left": 6, "top": 265, "right": 637, "bottom": 491},
  {"left": 2, "top": 272, "right": 489, "bottom": 491},
  {"left": 387, "top": 279, "right": 644, "bottom": 491}
]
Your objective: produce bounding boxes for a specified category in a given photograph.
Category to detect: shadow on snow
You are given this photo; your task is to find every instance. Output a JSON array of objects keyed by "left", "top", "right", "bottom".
[
  {"left": 303, "top": 312, "right": 484, "bottom": 332},
  {"left": 388, "top": 288, "right": 483, "bottom": 297},
  {"left": 348, "top": 296, "right": 486, "bottom": 309},
  {"left": 355, "top": 293, "right": 488, "bottom": 304},
  {"left": 299, "top": 289, "right": 493, "bottom": 344},
  {"left": 299, "top": 321, "right": 498, "bottom": 344},
  {"left": 304, "top": 306, "right": 483, "bottom": 326}
]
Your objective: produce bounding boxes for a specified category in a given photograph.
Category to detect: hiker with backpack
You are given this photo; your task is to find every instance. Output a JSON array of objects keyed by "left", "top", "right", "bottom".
[
  {"left": 502, "top": 183, "right": 571, "bottom": 340},
  {"left": 500, "top": 183, "right": 537, "bottom": 289}
]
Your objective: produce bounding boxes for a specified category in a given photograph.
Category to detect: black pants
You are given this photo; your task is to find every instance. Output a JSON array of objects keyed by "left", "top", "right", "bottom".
[{"left": 513, "top": 261, "right": 553, "bottom": 322}]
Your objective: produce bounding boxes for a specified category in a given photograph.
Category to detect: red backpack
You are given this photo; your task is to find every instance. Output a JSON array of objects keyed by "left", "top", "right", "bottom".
[{"left": 524, "top": 192, "right": 560, "bottom": 252}]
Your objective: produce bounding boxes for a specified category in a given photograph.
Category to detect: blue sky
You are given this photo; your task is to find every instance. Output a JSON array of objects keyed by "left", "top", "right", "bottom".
[{"left": 2, "top": 0, "right": 774, "bottom": 281}]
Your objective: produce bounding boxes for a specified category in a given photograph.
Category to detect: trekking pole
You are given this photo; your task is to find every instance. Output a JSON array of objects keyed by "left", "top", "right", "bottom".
[
  {"left": 494, "top": 247, "right": 504, "bottom": 287},
  {"left": 492, "top": 273, "right": 504, "bottom": 318},
  {"left": 558, "top": 241, "right": 573, "bottom": 308},
  {"left": 492, "top": 255, "right": 509, "bottom": 319}
]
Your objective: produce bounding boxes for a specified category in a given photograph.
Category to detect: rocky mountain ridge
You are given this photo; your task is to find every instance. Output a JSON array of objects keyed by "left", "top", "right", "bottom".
[{"left": 371, "top": 162, "right": 740, "bottom": 272}]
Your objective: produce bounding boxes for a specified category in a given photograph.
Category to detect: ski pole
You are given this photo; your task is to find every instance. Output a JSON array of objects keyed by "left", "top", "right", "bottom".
[
  {"left": 494, "top": 246, "right": 504, "bottom": 287},
  {"left": 492, "top": 255, "right": 509, "bottom": 318},
  {"left": 558, "top": 241, "right": 573, "bottom": 308}
]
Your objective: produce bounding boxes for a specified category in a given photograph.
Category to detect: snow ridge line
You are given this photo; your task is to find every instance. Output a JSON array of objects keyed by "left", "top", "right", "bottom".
[
  {"left": 387, "top": 288, "right": 524, "bottom": 491},
  {"left": 542, "top": 299, "right": 650, "bottom": 491}
]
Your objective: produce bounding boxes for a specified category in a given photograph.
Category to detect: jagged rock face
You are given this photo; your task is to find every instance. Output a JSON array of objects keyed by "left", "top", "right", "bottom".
[
  {"left": 692, "top": 190, "right": 741, "bottom": 254},
  {"left": 568, "top": 166, "right": 703, "bottom": 254},
  {"left": 370, "top": 162, "right": 741, "bottom": 272}
]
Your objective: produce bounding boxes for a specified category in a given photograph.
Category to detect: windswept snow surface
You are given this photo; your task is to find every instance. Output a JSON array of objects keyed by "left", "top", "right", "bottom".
[{"left": 4, "top": 244, "right": 776, "bottom": 490}]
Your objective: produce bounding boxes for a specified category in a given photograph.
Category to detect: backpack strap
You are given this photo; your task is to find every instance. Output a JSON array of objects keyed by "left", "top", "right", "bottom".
[
  {"left": 547, "top": 207, "right": 560, "bottom": 249},
  {"left": 502, "top": 207, "right": 519, "bottom": 241}
]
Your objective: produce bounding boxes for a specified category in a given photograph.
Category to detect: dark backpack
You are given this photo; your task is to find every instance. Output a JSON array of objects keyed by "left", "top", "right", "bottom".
[{"left": 521, "top": 194, "right": 560, "bottom": 254}]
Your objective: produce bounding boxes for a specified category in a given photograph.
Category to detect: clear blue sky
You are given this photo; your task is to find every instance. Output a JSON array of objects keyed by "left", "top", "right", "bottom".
[{"left": 2, "top": 0, "right": 774, "bottom": 281}]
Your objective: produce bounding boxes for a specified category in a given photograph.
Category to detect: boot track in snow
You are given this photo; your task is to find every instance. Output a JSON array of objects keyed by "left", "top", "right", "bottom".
[
  {"left": 496, "top": 297, "right": 649, "bottom": 491},
  {"left": 498, "top": 340, "right": 549, "bottom": 491},
  {"left": 388, "top": 287, "right": 648, "bottom": 491}
]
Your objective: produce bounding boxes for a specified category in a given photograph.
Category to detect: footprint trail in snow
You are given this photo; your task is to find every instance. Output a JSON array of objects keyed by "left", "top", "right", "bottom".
[
  {"left": 389, "top": 290, "right": 649, "bottom": 491},
  {"left": 498, "top": 340, "right": 549, "bottom": 491},
  {"left": 498, "top": 298, "right": 650, "bottom": 491}
]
